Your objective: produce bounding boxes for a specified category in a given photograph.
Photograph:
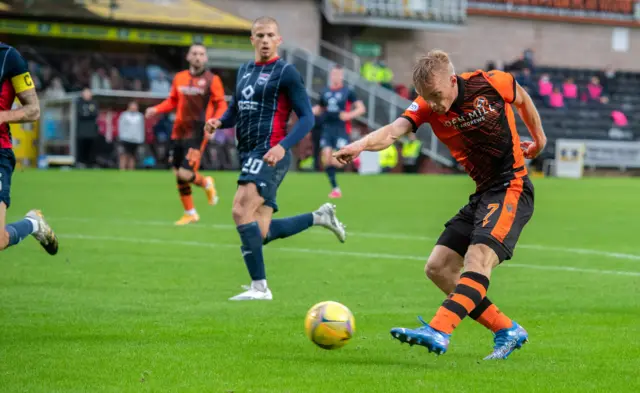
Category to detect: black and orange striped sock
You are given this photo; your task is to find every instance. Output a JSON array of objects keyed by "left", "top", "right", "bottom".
[
  {"left": 468, "top": 297, "right": 513, "bottom": 333},
  {"left": 429, "top": 271, "right": 489, "bottom": 335},
  {"left": 191, "top": 172, "right": 206, "bottom": 188},
  {"left": 177, "top": 180, "right": 194, "bottom": 212}
]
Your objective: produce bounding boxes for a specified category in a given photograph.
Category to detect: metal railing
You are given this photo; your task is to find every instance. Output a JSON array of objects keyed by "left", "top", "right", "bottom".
[
  {"left": 280, "top": 45, "right": 454, "bottom": 166},
  {"left": 319, "top": 40, "right": 362, "bottom": 75}
]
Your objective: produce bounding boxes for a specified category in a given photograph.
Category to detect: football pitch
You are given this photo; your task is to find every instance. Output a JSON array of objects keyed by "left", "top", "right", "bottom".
[{"left": 2, "top": 170, "right": 639, "bottom": 393}]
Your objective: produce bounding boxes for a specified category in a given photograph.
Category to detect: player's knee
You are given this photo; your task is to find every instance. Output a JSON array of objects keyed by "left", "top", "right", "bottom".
[
  {"left": 425, "top": 255, "right": 448, "bottom": 281},
  {"left": 176, "top": 168, "right": 193, "bottom": 182},
  {"left": 231, "top": 203, "right": 246, "bottom": 224}
]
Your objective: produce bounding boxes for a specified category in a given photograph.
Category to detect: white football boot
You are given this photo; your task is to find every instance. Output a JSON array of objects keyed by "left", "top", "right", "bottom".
[
  {"left": 229, "top": 282, "right": 273, "bottom": 301},
  {"left": 313, "top": 203, "right": 346, "bottom": 243}
]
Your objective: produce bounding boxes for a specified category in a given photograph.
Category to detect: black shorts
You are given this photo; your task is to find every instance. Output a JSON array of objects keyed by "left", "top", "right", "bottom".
[
  {"left": 120, "top": 142, "right": 140, "bottom": 156},
  {"left": 436, "top": 176, "right": 535, "bottom": 262},
  {"left": 168, "top": 139, "right": 200, "bottom": 170}
]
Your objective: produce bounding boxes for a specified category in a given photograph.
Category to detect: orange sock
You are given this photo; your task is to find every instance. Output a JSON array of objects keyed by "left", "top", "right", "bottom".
[
  {"left": 429, "top": 272, "right": 489, "bottom": 335},
  {"left": 192, "top": 173, "right": 206, "bottom": 188},
  {"left": 177, "top": 180, "right": 195, "bottom": 212},
  {"left": 469, "top": 299, "right": 513, "bottom": 333}
]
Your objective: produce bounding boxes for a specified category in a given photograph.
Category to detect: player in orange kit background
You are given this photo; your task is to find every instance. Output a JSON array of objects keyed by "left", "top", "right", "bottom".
[{"left": 146, "top": 44, "right": 228, "bottom": 225}]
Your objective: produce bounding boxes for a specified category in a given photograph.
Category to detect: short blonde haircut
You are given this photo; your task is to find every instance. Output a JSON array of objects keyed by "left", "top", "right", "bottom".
[
  {"left": 252, "top": 16, "right": 279, "bottom": 34},
  {"left": 412, "top": 49, "right": 455, "bottom": 90}
]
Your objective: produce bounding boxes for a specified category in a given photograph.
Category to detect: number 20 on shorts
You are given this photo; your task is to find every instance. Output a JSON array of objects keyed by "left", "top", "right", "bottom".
[{"left": 242, "top": 158, "right": 264, "bottom": 175}]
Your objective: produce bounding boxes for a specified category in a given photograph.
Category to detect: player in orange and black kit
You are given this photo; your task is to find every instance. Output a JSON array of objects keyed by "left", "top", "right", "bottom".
[
  {"left": 146, "top": 44, "right": 228, "bottom": 225},
  {"left": 334, "top": 50, "right": 547, "bottom": 360}
]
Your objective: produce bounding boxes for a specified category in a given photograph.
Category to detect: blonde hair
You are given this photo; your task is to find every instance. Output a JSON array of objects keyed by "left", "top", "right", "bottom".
[
  {"left": 252, "top": 16, "right": 279, "bottom": 34},
  {"left": 412, "top": 49, "right": 455, "bottom": 90}
]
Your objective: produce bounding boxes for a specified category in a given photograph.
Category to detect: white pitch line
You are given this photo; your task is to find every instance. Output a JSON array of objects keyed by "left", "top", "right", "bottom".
[
  {"left": 59, "top": 234, "right": 640, "bottom": 277},
  {"left": 51, "top": 216, "right": 640, "bottom": 261}
]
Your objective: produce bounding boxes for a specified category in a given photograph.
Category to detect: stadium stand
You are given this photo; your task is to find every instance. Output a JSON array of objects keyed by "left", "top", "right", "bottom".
[{"left": 322, "top": 0, "right": 467, "bottom": 27}]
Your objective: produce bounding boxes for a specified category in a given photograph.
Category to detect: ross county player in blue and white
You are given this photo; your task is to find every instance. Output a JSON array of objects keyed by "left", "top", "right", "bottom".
[
  {"left": 312, "top": 66, "right": 366, "bottom": 198},
  {"left": 205, "top": 17, "right": 346, "bottom": 300}
]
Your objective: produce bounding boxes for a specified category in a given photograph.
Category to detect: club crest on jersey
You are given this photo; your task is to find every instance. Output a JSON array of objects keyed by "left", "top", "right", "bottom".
[
  {"left": 474, "top": 96, "right": 489, "bottom": 109},
  {"left": 257, "top": 73, "right": 270, "bottom": 85},
  {"left": 197, "top": 79, "right": 206, "bottom": 86}
]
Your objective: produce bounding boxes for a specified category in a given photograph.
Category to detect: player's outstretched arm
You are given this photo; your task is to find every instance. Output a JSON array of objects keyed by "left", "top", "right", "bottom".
[
  {"left": 513, "top": 83, "right": 547, "bottom": 159},
  {"left": 333, "top": 117, "right": 412, "bottom": 164},
  {"left": 147, "top": 76, "right": 179, "bottom": 117},
  {"left": 0, "top": 48, "right": 40, "bottom": 124}
]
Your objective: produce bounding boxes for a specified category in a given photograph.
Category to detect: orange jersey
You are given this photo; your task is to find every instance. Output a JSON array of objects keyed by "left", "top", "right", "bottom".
[
  {"left": 154, "top": 69, "right": 228, "bottom": 140},
  {"left": 401, "top": 70, "right": 527, "bottom": 192}
]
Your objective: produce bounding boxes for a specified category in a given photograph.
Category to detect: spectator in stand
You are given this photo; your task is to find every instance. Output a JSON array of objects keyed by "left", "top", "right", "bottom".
[
  {"left": 523, "top": 48, "right": 535, "bottom": 70},
  {"left": 150, "top": 71, "right": 171, "bottom": 94},
  {"left": 538, "top": 73, "right": 553, "bottom": 98},
  {"left": 110, "top": 67, "right": 124, "bottom": 90},
  {"left": 562, "top": 77, "right": 578, "bottom": 102},
  {"left": 600, "top": 65, "right": 616, "bottom": 97},
  {"left": 90, "top": 67, "right": 112, "bottom": 91},
  {"left": 611, "top": 109, "right": 628, "bottom": 127},
  {"left": 394, "top": 84, "right": 410, "bottom": 99},
  {"left": 361, "top": 57, "right": 394, "bottom": 89},
  {"left": 131, "top": 79, "right": 144, "bottom": 91},
  {"left": 44, "top": 77, "right": 66, "bottom": 100},
  {"left": 117, "top": 101, "right": 145, "bottom": 170},
  {"left": 548, "top": 87, "right": 565, "bottom": 109},
  {"left": 586, "top": 76, "right": 603, "bottom": 103},
  {"left": 516, "top": 68, "right": 533, "bottom": 93},
  {"left": 609, "top": 109, "right": 631, "bottom": 140}
]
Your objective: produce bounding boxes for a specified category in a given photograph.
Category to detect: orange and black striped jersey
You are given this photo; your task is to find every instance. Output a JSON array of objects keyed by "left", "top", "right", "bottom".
[
  {"left": 154, "top": 69, "right": 227, "bottom": 140},
  {"left": 401, "top": 70, "right": 527, "bottom": 192}
]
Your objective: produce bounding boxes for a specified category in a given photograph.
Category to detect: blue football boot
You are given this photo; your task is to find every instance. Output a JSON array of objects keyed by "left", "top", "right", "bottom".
[
  {"left": 390, "top": 316, "right": 451, "bottom": 355},
  {"left": 483, "top": 321, "right": 529, "bottom": 360}
]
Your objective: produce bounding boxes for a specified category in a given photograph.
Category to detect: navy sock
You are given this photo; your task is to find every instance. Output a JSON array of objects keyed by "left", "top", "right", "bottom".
[
  {"left": 5, "top": 219, "right": 34, "bottom": 248},
  {"left": 236, "top": 222, "right": 265, "bottom": 280},
  {"left": 264, "top": 213, "right": 314, "bottom": 245},
  {"left": 326, "top": 166, "right": 338, "bottom": 189}
]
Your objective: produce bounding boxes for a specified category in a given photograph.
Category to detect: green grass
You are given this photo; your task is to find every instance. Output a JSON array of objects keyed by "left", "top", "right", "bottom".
[{"left": 1, "top": 170, "right": 639, "bottom": 393}]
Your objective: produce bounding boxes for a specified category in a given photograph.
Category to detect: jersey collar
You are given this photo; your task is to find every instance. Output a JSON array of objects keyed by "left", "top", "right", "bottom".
[{"left": 255, "top": 56, "right": 280, "bottom": 66}]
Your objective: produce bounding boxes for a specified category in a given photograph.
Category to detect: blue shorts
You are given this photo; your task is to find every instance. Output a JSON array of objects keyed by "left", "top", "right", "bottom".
[
  {"left": 238, "top": 149, "right": 292, "bottom": 213},
  {"left": 320, "top": 127, "right": 349, "bottom": 150},
  {"left": 0, "top": 149, "right": 16, "bottom": 209}
]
